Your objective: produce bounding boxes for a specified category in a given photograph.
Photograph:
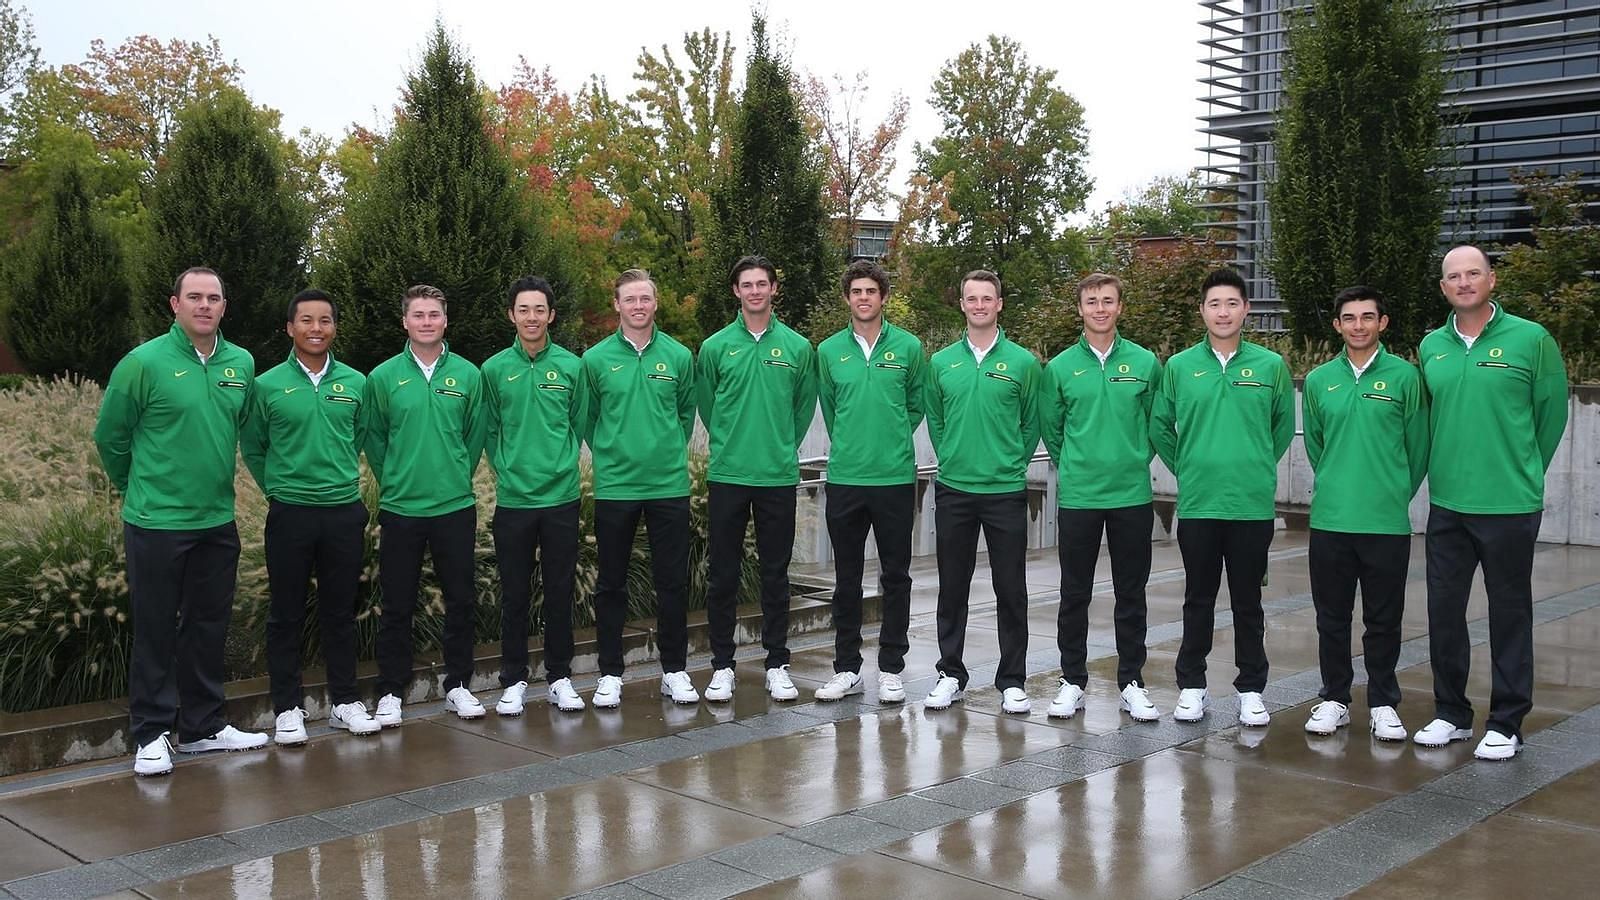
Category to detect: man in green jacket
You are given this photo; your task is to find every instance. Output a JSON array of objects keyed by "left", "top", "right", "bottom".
[
  {"left": 1301, "top": 285, "right": 1428, "bottom": 741},
  {"left": 924, "top": 270, "right": 1041, "bottom": 713},
  {"left": 813, "top": 260, "right": 925, "bottom": 705},
  {"left": 698, "top": 256, "right": 818, "bottom": 703},
  {"left": 241, "top": 290, "right": 380, "bottom": 745},
  {"left": 94, "top": 266, "right": 269, "bottom": 776},
  {"left": 1039, "top": 273, "right": 1162, "bottom": 722},
  {"left": 582, "top": 269, "right": 699, "bottom": 708},
  {"left": 362, "top": 284, "right": 488, "bottom": 726},
  {"left": 1414, "top": 245, "right": 1567, "bottom": 760},
  {"left": 1151, "top": 268, "right": 1294, "bottom": 727},
  {"left": 481, "top": 275, "right": 588, "bottom": 715}
]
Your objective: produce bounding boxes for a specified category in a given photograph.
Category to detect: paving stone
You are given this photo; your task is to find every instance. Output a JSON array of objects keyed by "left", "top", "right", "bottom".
[
  {"left": 5, "top": 860, "right": 146, "bottom": 900},
  {"left": 225, "top": 816, "right": 349, "bottom": 856},
  {"left": 1552, "top": 706, "right": 1600, "bottom": 735},
  {"left": 568, "top": 883, "right": 666, "bottom": 900},
  {"left": 312, "top": 796, "right": 433, "bottom": 833},
  {"left": 629, "top": 858, "right": 768, "bottom": 900},
  {"left": 1260, "top": 684, "right": 1319, "bottom": 708},
  {"left": 399, "top": 777, "right": 511, "bottom": 814},
  {"left": 709, "top": 834, "right": 843, "bottom": 880},
  {"left": 559, "top": 748, "right": 644, "bottom": 777},
  {"left": 852, "top": 794, "right": 970, "bottom": 832},
  {"left": 475, "top": 761, "right": 589, "bottom": 797},
  {"left": 970, "top": 760, "right": 1084, "bottom": 793},
  {"left": 616, "top": 736, "right": 702, "bottom": 765},
  {"left": 1067, "top": 729, "right": 1174, "bottom": 759},
  {"left": 1296, "top": 821, "right": 1430, "bottom": 871},
  {"left": 1026, "top": 745, "right": 1125, "bottom": 774},
  {"left": 1189, "top": 875, "right": 1313, "bottom": 899},
  {"left": 1378, "top": 791, "right": 1497, "bottom": 831},
  {"left": 1243, "top": 850, "right": 1375, "bottom": 898},
  {"left": 789, "top": 700, "right": 873, "bottom": 723},
  {"left": 1422, "top": 759, "right": 1566, "bottom": 806},
  {"left": 1524, "top": 726, "right": 1600, "bottom": 757},
  {"left": 787, "top": 815, "right": 913, "bottom": 853},
  {"left": 913, "top": 777, "right": 1031, "bottom": 811},
  {"left": 119, "top": 836, "right": 249, "bottom": 881}
]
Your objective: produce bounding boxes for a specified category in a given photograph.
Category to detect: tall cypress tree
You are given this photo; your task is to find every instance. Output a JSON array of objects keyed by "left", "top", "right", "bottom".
[
  {"left": 325, "top": 23, "right": 559, "bottom": 369},
  {"left": 699, "top": 14, "right": 833, "bottom": 336},
  {"left": 142, "top": 86, "right": 311, "bottom": 363},
  {"left": 1, "top": 162, "right": 130, "bottom": 383},
  {"left": 1269, "top": 0, "right": 1449, "bottom": 350}
]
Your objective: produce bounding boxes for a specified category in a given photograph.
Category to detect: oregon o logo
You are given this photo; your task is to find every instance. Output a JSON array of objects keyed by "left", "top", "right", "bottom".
[
  {"left": 1118, "top": 363, "right": 1130, "bottom": 374},
  {"left": 1489, "top": 347, "right": 1503, "bottom": 358},
  {"left": 885, "top": 351, "right": 896, "bottom": 361},
  {"left": 1241, "top": 368, "right": 1253, "bottom": 377},
  {"left": 996, "top": 362, "right": 1008, "bottom": 372},
  {"left": 445, "top": 377, "right": 457, "bottom": 387},
  {"left": 224, "top": 367, "right": 236, "bottom": 378},
  {"left": 547, "top": 370, "right": 558, "bottom": 380},
  {"left": 771, "top": 348, "right": 782, "bottom": 358},
  {"left": 655, "top": 362, "right": 667, "bottom": 372},
  {"left": 1374, "top": 381, "right": 1386, "bottom": 391},
  {"left": 332, "top": 383, "right": 345, "bottom": 393}
]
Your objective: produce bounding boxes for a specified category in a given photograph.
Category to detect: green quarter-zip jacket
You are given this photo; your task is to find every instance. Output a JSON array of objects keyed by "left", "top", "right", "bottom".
[
  {"left": 1040, "top": 334, "right": 1162, "bottom": 509},
  {"left": 581, "top": 327, "right": 696, "bottom": 501},
  {"left": 1419, "top": 304, "right": 1568, "bottom": 514},
  {"left": 240, "top": 351, "right": 366, "bottom": 506},
  {"left": 817, "top": 321, "right": 925, "bottom": 486},
  {"left": 362, "top": 343, "right": 485, "bottom": 518},
  {"left": 1151, "top": 339, "right": 1294, "bottom": 520},
  {"left": 926, "top": 328, "right": 1042, "bottom": 494},
  {"left": 1302, "top": 346, "right": 1429, "bottom": 534},
  {"left": 94, "top": 323, "right": 255, "bottom": 530},
  {"left": 697, "top": 313, "right": 819, "bottom": 486},
  {"left": 482, "top": 338, "right": 587, "bottom": 509}
]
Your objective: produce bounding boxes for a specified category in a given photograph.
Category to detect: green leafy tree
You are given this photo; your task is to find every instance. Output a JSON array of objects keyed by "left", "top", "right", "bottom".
[
  {"left": 698, "top": 14, "right": 833, "bottom": 335},
  {"left": 906, "top": 35, "right": 1091, "bottom": 309},
  {"left": 0, "top": 0, "right": 40, "bottom": 145},
  {"left": 141, "top": 86, "right": 310, "bottom": 360},
  {"left": 1101, "top": 171, "right": 1210, "bottom": 240},
  {"left": 323, "top": 23, "right": 558, "bottom": 369},
  {"left": 1495, "top": 171, "right": 1600, "bottom": 369},
  {"left": 1269, "top": 0, "right": 1449, "bottom": 351},
  {"left": 1, "top": 162, "right": 131, "bottom": 382}
]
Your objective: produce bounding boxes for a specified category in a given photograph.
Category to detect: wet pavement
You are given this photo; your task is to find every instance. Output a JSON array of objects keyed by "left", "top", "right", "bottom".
[{"left": 3, "top": 531, "right": 1600, "bottom": 899}]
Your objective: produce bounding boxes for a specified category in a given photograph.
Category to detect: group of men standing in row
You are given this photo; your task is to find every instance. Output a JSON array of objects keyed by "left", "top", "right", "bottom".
[{"left": 94, "top": 245, "right": 1565, "bottom": 778}]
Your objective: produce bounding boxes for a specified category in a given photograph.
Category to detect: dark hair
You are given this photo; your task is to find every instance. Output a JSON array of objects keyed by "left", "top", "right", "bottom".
[
  {"left": 173, "top": 266, "right": 225, "bottom": 299},
  {"left": 729, "top": 254, "right": 778, "bottom": 288},
  {"left": 286, "top": 289, "right": 337, "bottom": 322},
  {"left": 960, "top": 269, "right": 1002, "bottom": 297},
  {"left": 841, "top": 259, "right": 890, "bottom": 297},
  {"left": 1199, "top": 267, "right": 1248, "bottom": 302},
  {"left": 507, "top": 275, "right": 557, "bottom": 314},
  {"left": 1332, "top": 284, "right": 1387, "bottom": 318}
]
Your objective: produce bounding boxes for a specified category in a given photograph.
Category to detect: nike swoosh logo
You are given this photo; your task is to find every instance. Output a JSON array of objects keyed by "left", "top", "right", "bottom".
[
  {"left": 1433, "top": 353, "right": 1449, "bottom": 360},
  {"left": 173, "top": 370, "right": 189, "bottom": 378},
  {"left": 507, "top": 373, "right": 523, "bottom": 382},
  {"left": 949, "top": 362, "right": 963, "bottom": 369},
  {"left": 728, "top": 349, "right": 741, "bottom": 356},
  {"left": 839, "top": 355, "right": 851, "bottom": 362},
  {"left": 610, "top": 365, "right": 624, "bottom": 372},
  {"left": 1073, "top": 369, "right": 1087, "bottom": 376},
  {"left": 1326, "top": 384, "right": 1341, "bottom": 392},
  {"left": 398, "top": 379, "right": 411, "bottom": 386},
  {"left": 284, "top": 387, "right": 299, "bottom": 394},
  {"left": 1192, "top": 371, "right": 1208, "bottom": 377}
]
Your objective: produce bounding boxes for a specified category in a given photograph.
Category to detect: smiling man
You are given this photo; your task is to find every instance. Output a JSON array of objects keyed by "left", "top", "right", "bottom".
[
  {"left": 362, "top": 284, "right": 487, "bottom": 726},
  {"left": 1039, "top": 273, "right": 1163, "bottom": 722},
  {"left": 95, "top": 266, "right": 268, "bottom": 776},
  {"left": 1151, "top": 268, "right": 1294, "bottom": 727},
  {"left": 1301, "top": 286, "right": 1428, "bottom": 742},
  {"left": 241, "top": 289, "right": 380, "bottom": 745},
  {"left": 697, "top": 255, "right": 818, "bottom": 703},
  {"left": 924, "top": 269, "right": 1041, "bottom": 713},
  {"left": 1414, "top": 245, "right": 1567, "bottom": 760},
  {"left": 481, "top": 275, "right": 588, "bottom": 715}
]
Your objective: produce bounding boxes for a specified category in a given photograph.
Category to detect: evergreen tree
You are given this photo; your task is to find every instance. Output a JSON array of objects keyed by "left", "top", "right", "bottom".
[
  {"left": 699, "top": 14, "right": 833, "bottom": 336},
  {"left": 142, "top": 86, "right": 310, "bottom": 361},
  {"left": 324, "top": 23, "right": 558, "bottom": 369},
  {"left": 1, "top": 162, "right": 130, "bottom": 382},
  {"left": 1269, "top": 0, "right": 1449, "bottom": 350}
]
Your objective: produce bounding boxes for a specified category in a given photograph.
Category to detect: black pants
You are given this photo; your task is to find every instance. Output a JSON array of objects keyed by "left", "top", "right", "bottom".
[
  {"left": 492, "top": 501, "right": 580, "bottom": 686},
  {"left": 1426, "top": 505, "right": 1540, "bottom": 738},
  {"left": 124, "top": 522, "right": 240, "bottom": 747},
  {"left": 934, "top": 483, "right": 1029, "bottom": 690},
  {"left": 265, "top": 500, "right": 368, "bottom": 713},
  {"left": 375, "top": 506, "right": 477, "bottom": 697},
  {"left": 825, "top": 482, "right": 915, "bottom": 675},
  {"left": 593, "top": 497, "right": 689, "bottom": 676},
  {"left": 1175, "top": 518, "right": 1274, "bottom": 693},
  {"left": 1308, "top": 529, "right": 1409, "bottom": 707},
  {"left": 1057, "top": 504, "right": 1153, "bottom": 689},
  {"left": 706, "top": 483, "right": 795, "bottom": 670}
]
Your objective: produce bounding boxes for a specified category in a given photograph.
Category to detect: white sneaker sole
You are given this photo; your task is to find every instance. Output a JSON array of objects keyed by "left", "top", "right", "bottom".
[
  {"left": 1003, "top": 703, "right": 1032, "bottom": 715},
  {"left": 1304, "top": 720, "right": 1347, "bottom": 735},
  {"left": 331, "top": 717, "right": 380, "bottom": 736},
  {"left": 660, "top": 689, "right": 699, "bottom": 705},
  {"left": 815, "top": 682, "right": 864, "bottom": 702},
  {"left": 878, "top": 687, "right": 906, "bottom": 704},
  {"left": 593, "top": 696, "right": 621, "bottom": 709},
  {"left": 769, "top": 689, "right": 799, "bottom": 702},
  {"left": 176, "top": 739, "right": 267, "bottom": 753},
  {"left": 925, "top": 691, "right": 964, "bottom": 710},
  {"left": 1240, "top": 713, "right": 1271, "bottom": 728},
  {"left": 134, "top": 760, "right": 173, "bottom": 777},
  {"left": 446, "top": 703, "right": 486, "bottom": 720},
  {"left": 1121, "top": 702, "right": 1160, "bottom": 723},
  {"left": 1414, "top": 729, "right": 1473, "bottom": 747},
  {"left": 375, "top": 718, "right": 402, "bottom": 729},
  {"left": 496, "top": 703, "right": 524, "bottom": 717},
  {"left": 1047, "top": 702, "right": 1080, "bottom": 719},
  {"left": 1371, "top": 727, "right": 1407, "bottom": 742},
  {"left": 705, "top": 690, "right": 734, "bottom": 704},
  {"left": 1173, "top": 706, "right": 1207, "bottom": 722},
  {"left": 1474, "top": 745, "right": 1520, "bottom": 761},
  {"left": 274, "top": 732, "right": 308, "bottom": 747}
]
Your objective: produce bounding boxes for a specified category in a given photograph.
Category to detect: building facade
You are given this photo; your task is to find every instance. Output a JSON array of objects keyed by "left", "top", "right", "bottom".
[{"left": 1200, "top": 0, "right": 1600, "bottom": 325}]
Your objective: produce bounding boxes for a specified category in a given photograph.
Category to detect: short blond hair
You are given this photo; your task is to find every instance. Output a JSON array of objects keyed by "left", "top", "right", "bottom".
[
  {"left": 402, "top": 283, "right": 446, "bottom": 314},
  {"left": 613, "top": 268, "right": 656, "bottom": 298},
  {"left": 1077, "top": 272, "right": 1123, "bottom": 301}
]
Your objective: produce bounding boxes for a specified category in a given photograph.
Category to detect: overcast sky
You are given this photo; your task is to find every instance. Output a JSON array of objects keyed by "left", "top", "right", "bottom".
[{"left": 30, "top": 0, "right": 1211, "bottom": 221}]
